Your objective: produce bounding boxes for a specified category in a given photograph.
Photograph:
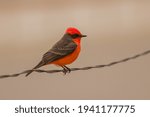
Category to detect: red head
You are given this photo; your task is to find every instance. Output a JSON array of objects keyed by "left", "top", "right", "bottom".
[
  {"left": 66, "top": 27, "right": 81, "bottom": 35},
  {"left": 65, "top": 27, "right": 87, "bottom": 38}
]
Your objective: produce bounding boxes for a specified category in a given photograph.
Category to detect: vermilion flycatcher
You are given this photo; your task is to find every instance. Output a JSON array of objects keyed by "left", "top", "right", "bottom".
[{"left": 26, "top": 27, "right": 86, "bottom": 76}]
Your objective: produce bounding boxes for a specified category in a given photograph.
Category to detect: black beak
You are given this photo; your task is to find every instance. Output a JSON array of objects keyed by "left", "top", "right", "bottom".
[{"left": 81, "top": 35, "right": 87, "bottom": 37}]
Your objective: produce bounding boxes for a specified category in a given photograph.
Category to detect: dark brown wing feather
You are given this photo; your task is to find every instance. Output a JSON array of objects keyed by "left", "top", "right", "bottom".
[{"left": 26, "top": 34, "right": 77, "bottom": 76}]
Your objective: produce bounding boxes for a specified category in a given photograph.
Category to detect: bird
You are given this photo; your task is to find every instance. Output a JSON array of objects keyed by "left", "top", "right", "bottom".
[{"left": 26, "top": 27, "right": 87, "bottom": 76}]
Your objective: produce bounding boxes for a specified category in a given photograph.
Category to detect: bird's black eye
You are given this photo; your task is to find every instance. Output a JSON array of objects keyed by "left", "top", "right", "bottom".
[{"left": 71, "top": 34, "right": 80, "bottom": 38}]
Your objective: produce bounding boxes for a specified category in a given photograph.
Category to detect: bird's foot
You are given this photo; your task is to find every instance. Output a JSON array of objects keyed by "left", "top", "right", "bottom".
[
  {"left": 62, "top": 66, "right": 71, "bottom": 75},
  {"left": 62, "top": 68, "right": 68, "bottom": 75}
]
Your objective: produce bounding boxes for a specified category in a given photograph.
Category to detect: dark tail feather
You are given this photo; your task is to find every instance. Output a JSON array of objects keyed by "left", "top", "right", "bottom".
[{"left": 25, "top": 61, "right": 45, "bottom": 77}]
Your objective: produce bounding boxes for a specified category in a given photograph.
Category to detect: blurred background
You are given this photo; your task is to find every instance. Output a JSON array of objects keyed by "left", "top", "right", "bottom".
[{"left": 0, "top": 0, "right": 150, "bottom": 99}]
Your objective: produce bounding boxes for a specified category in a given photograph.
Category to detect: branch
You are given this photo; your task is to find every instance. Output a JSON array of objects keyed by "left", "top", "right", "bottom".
[{"left": 0, "top": 49, "right": 150, "bottom": 79}]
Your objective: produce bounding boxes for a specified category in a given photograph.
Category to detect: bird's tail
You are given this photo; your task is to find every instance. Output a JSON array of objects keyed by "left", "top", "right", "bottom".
[{"left": 25, "top": 61, "right": 45, "bottom": 77}]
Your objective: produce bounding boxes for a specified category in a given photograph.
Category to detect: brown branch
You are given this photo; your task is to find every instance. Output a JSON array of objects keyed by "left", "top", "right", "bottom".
[{"left": 0, "top": 49, "right": 150, "bottom": 79}]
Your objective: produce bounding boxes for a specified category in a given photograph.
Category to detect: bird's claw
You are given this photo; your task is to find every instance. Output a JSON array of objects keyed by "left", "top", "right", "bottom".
[{"left": 62, "top": 67, "right": 71, "bottom": 75}]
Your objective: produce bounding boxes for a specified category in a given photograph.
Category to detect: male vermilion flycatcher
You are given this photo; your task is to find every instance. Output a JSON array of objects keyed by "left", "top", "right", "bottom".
[{"left": 26, "top": 27, "right": 86, "bottom": 76}]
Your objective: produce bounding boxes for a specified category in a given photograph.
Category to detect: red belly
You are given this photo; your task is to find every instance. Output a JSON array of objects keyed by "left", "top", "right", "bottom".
[{"left": 51, "top": 45, "right": 81, "bottom": 66}]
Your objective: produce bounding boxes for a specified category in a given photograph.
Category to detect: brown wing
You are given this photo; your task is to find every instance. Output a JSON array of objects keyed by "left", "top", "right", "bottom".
[
  {"left": 42, "top": 33, "right": 77, "bottom": 65},
  {"left": 26, "top": 34, "right": 77, "bottom": 76}
]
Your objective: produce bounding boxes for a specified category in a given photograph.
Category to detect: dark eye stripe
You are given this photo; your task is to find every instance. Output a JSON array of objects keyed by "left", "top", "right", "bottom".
[{"left": 71, "top": 34, "right": 80, "bottom": 38}]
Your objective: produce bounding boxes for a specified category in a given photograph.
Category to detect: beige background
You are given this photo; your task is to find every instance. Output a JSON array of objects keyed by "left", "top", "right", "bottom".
[{"left": 0, "top": 0, "right": 150, "bottom": 99}]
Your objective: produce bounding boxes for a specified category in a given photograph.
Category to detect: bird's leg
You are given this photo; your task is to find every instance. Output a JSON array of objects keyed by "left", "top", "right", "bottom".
[
  {"left": 61, "top": 66, "right": 68, "bottom": 75},
  {"left": 64, "top": 65, "right": 71, "bottom": 73},
  {"left": 61, "top": 65, "right": 71, "bottom": 74}
]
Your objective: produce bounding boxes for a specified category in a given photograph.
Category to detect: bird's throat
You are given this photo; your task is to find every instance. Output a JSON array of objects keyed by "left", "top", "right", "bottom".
[{"left": 73, "top": 38, "right": 81, "bottom": 44}]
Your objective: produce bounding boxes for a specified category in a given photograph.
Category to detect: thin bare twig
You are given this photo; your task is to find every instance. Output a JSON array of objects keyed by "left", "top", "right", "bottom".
[{"left": 0, "top": 49, "right": 150, "bottom": 79}]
